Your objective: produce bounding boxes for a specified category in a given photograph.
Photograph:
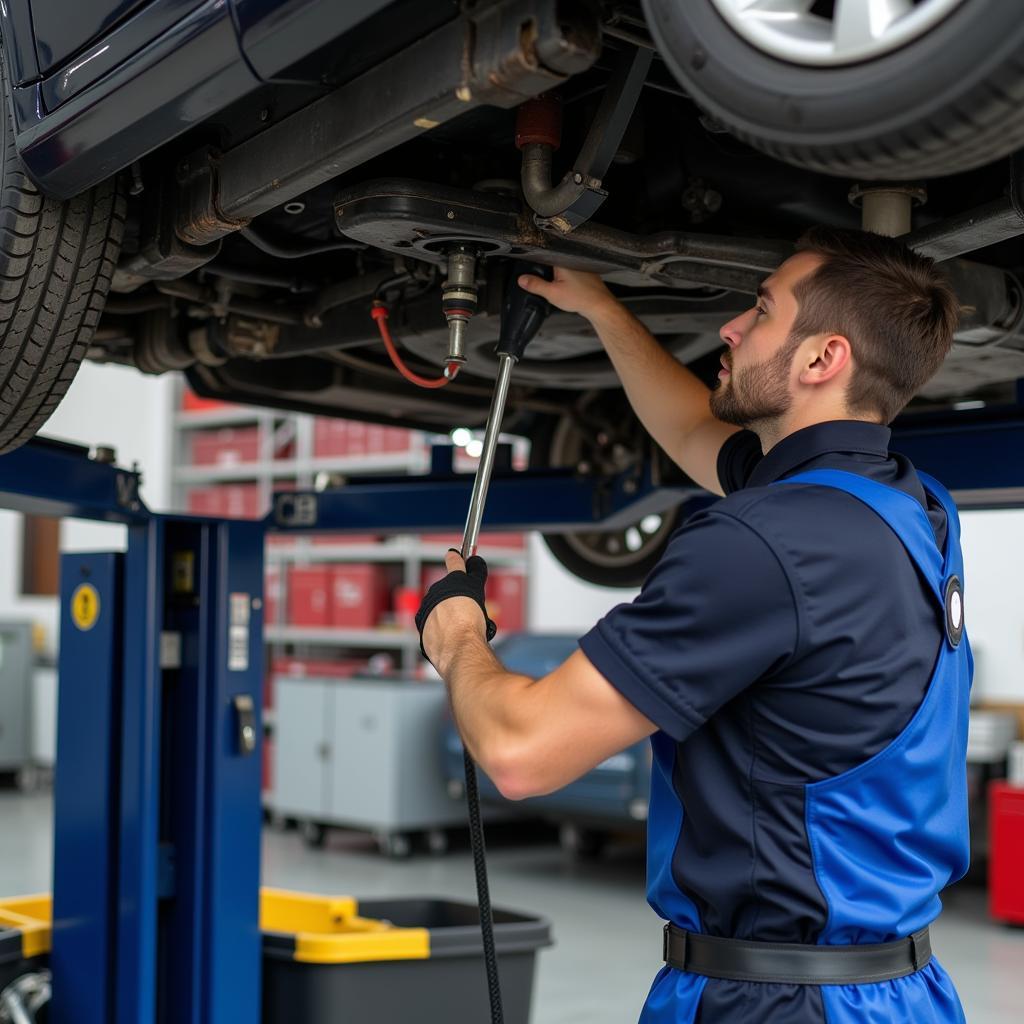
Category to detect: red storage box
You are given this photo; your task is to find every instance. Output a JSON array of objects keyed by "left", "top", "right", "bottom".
[
  {"left": 421, "top": 533, "right": 465, "bottom": 551},
  {"left": 481, "top": 532, "right": 525, "bottom": 549},
  {"left": 270, "top": 656, "right": 364, "bottom": 679},
  {"left": 330, "top": 565, "right": 391, "bottom": 629},
  {"left": 990, "top": 781, "right": 1024, "bottom": 923},
  {"left": 187, "top": 484, "right": 261, "bottom": 519},
  {"left": 191, "top": 426, "right": 261, "bottom": 466},
  {"left": 383, "top": 427, "right": 416, "bottom": 453},
  {"left": 421, "top": 565, "right": 449, "bottom": 592},
  {"left": 287, "top": 566, "right": 331, "bottom": 626},
  {"left": 486, "top": 570, "right": 526, "bottom": 632},
  {"left": 312, "top": 533, "right": 380, "bottom": 546},
  {"left": 187, "top": 487, "right": 224, "bottom": 516},
  {"left": 313, "top": 419, "right": 351, "bottom": 457},
  {"left": 221, "top": 484, "right": 262, "bottom": 518}
]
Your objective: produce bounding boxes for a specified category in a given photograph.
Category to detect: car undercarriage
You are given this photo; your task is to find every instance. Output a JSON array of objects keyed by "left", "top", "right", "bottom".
[{"left": 84, "top": 1, "right": 1024, "bottom": 421}]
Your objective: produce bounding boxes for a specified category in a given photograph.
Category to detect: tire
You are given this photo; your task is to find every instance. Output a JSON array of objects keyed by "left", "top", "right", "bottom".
[
  {"left": 642, "top": 0, "right": 1024, "bottom": 180},
  {"left": 531, "top": 406, "right": 683, "bottom": 588},
  {"left": 0, "top": 52, "right": 125, "bottom": 453},
  {"left": 377, "top": 832, "right": 411, "bottom": 858}
]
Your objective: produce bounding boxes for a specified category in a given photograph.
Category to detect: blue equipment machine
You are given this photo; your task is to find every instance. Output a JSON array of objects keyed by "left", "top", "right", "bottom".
[{"left": 3, "top": 390, "right": 1024, "bottom": 1022}]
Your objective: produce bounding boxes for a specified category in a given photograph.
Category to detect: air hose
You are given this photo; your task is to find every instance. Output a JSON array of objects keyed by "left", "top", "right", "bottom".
[{"left": 371, "top": 301, "right": 459, "bottom": 388}]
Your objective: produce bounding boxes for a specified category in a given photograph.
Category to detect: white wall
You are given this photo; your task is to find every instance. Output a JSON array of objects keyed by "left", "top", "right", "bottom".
[
  {"left": 0, "top": 362, "right": 175, "bottom": 654},
  {"left": 960, "top": 509, "right": 1024, "bottom": 703},
  {"left": 526, "top": 533, "right": 638, "bottom": 634}
]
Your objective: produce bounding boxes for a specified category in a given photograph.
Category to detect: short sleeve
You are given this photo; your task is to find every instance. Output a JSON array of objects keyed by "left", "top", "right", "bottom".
[
  {"left": 717, "top": 430, "right": 763, "bottom": 494},
  {"left": 578, "top": 508, "right": 798, "bottom": 741}
]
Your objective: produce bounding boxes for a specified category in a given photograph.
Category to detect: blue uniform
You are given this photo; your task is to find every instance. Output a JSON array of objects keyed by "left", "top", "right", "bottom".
[{"left": 578, "top": 421, "right": 971, "bottom": 1023}]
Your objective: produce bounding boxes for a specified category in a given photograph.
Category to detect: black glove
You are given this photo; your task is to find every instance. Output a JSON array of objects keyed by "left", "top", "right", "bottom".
[{"left": 416, "top": 552, "right": 497, "bottom": 659}]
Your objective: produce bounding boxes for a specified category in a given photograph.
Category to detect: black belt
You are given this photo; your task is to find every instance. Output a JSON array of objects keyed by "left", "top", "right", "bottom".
[{"left": 663, "top": 924, "right": 932, "bottom": 985}]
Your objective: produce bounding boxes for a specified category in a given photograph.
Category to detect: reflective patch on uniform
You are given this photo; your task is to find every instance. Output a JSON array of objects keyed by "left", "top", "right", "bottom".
[{"left": 944, "top": 575, "right": 964, "bottom": 648}]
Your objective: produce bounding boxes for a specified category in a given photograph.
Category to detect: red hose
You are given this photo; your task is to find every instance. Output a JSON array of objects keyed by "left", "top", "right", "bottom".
[{"left": 371, "top": 302, "right": 459, "bottom": 388}]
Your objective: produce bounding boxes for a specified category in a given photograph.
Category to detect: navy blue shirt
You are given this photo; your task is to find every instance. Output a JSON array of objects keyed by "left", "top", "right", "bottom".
[{"left": 578, "top": 420, "right": 948, "bottom": 950}]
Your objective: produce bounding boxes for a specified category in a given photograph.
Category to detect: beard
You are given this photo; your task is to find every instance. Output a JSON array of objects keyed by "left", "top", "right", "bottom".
[{"left": 709, "top": 336, "right": 800, "bottom": 430}]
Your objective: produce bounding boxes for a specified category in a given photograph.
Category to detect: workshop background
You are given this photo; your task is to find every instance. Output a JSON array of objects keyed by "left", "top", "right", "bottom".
[{"left": 1, "top": 359, "right": 1023, "bottom": 1023}]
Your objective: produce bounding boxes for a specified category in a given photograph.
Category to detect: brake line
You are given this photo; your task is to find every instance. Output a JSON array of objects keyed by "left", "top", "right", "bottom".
[{"left": 371, "top": 301, "right": 459, "bottom": 388}]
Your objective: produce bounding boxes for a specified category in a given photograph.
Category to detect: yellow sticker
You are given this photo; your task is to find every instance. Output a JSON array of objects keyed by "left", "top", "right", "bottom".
[
  {"left": 173, "top": 551, "right": 195, "bottom": 594},
  {"left": 71, "top": 583, "right": 100, "bottom": 631}
]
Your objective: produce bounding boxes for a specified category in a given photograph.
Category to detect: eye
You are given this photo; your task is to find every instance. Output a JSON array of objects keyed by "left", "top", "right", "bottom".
[{"left": 755, "top": 305, "right": 768, "bottom": 317}]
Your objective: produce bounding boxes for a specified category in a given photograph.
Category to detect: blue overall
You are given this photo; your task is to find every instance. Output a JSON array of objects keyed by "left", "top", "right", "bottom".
[{"left": 638, "top": 468, "right": 971, "bottom": 1023}]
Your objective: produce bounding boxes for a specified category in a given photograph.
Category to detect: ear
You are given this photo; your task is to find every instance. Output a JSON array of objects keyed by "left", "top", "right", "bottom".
[{"left": 798, "top": 334, "right": 852, "bottom": 387}]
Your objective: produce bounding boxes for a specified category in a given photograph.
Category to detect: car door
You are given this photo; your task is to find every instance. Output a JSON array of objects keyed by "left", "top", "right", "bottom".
[{"left": 30, "top": 0, "right": 153, "bottom": 73}]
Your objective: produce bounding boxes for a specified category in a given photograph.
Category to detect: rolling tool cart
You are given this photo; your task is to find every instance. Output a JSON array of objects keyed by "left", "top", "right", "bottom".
[
  {"left": 272, "top": 674, "right": 467, "bottom": 856},
  {"left": 0, "top": 623, "right": 37, "bottom": 791}
]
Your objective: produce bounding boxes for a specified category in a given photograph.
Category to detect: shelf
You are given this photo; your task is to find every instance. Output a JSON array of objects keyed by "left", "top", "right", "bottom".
[
  {"left": 264, "top": 625, "right": 421, "bottom": 648},
  {"left": 265, "top": 539, "right": 527, "bottom": 566},
  {"left": 174, "top": 450, "right": 426, "bottom": 484}
]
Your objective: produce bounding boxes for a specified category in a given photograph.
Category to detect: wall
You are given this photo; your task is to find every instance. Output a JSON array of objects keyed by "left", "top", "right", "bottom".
[
  {"left": 0, "top": 362, "right": 175, "bottom": 654},
  {"left": 959, "top": 509, "right": 1024, "bottom": 704},
  {"left": 527, "top": 533, "right": 638, "bottom": 635}
]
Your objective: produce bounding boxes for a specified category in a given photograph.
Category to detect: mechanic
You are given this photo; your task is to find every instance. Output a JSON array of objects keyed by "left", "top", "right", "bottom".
[{"left": 416, "top": 227, "right": 970, "bottom": 1024}]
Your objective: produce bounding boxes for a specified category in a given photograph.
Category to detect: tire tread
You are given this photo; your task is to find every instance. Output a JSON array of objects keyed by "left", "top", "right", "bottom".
[{"left": 0, "top": 55, "right": 124, "bottom": 454}]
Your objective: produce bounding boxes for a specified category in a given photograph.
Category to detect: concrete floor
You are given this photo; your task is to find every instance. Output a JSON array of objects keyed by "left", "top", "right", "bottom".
[{"left": 2, "top": 789, "right": 1022, "bottom": 1022}]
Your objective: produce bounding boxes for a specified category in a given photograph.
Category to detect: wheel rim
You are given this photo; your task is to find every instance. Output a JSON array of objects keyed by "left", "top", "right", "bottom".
[
  {"left": 708, "top": 0, "right": 967, "bottom": 67},
  {"left": 548, "top": 413, "right": 678, "bottom": 573}
]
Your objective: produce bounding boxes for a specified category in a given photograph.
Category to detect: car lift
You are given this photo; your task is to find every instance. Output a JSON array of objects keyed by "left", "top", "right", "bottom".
[{"left": 1, "top": 392, "right": 1022, "bottom": 1023}]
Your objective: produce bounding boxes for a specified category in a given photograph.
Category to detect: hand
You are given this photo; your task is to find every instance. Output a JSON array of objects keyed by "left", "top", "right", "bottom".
[
  {"left": 417, "top": 550, "right": 496, "bottom": 668},
  {"left": 517, "top": 266, "right": 619, "bottom": 324}
]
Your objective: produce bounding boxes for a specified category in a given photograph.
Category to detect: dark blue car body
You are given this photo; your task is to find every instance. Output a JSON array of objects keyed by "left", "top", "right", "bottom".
[{"left": 0, "top": 0, "right": 409, "bottom": 198}]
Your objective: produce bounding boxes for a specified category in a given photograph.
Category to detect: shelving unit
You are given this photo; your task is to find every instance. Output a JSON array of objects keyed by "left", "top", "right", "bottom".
[{"left": 170, "top": 382, "right": 531, "bottom": 816}]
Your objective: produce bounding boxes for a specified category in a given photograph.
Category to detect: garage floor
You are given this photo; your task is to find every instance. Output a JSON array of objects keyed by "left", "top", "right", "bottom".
[{"left": 2, "top": 790, "right": 1022, "bottom": 1022}]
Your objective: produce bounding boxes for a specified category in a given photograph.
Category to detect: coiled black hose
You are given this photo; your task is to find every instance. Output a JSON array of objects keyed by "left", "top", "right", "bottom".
[{"left": 463, "top": 749, "right": 504, "bottom": 1023}]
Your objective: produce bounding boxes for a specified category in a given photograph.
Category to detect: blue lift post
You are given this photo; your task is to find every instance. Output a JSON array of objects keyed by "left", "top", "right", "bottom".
[
  {"left": 0, "top": 440, "right": 264, "bottom": 1024},
  {"left": 3, "top": 395, "right": 1023, "bottom": 1024}
]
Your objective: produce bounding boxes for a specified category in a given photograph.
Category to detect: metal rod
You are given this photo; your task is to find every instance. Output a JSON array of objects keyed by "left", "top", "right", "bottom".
[{"left": 462, "top": 353, "right": 515, "bottom": 557}]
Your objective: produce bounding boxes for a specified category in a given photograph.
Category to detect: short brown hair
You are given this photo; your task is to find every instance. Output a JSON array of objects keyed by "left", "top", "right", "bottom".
[{"left": 791, "top": 227, "right": 960, "bottom": 423}]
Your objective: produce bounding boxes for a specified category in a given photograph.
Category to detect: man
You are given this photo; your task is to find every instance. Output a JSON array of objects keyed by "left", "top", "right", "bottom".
[{"left": 416, "top": 228, "right": 970, "bottom": 1023}]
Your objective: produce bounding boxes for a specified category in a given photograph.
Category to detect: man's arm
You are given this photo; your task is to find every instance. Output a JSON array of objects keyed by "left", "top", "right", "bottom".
[
  {"left": 423, "top": 553, "right": 656, "bottom": 799},
  {"left": 518, "top": 268, "right": 739, "bottom": 495}
]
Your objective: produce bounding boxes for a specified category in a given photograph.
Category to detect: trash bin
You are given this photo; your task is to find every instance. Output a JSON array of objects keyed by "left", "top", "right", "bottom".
[
  {"left": 0, "top": 895, "right": 50, "bottom": 994},
  {"left": 261, "top": 889, "right": 552, "bottom": 1024},
  {"left": 0, "top": 891, "right": 552, "bottom": 1024}
]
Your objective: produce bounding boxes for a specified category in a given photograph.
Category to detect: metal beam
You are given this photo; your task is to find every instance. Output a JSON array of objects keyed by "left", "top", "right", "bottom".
[
  {"left": 905, "top": 156, "right": 1024, "bottom": 261},
  {"left": 0, "top": 436, "right": 146, "bottom": 522},
  {"left": 893, "top": 405, "right": 1024, "bottom": 507},
  {"left": 267, "top": 464, "right": 700, "bottom": 535}
]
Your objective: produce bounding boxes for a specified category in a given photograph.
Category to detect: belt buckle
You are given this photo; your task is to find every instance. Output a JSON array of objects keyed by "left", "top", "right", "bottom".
[{"left": 663, "top": 923, "right": 686, "bottom": 968}]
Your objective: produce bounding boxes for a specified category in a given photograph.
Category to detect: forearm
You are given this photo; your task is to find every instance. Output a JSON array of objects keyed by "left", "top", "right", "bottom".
[
  {"left": 587, "top": 300, "right": 735, "bottom": 493},
  {"left": 589, "top": 302, "right": 714, "bottom": 457},
  {"left": 435, "top": 628, "right": 535, "bottom": 773}
]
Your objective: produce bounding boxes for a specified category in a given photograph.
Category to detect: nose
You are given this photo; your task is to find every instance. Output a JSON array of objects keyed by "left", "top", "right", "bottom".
[{"left": 719, "top": 311, "right": 745, "bottom": 348}]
